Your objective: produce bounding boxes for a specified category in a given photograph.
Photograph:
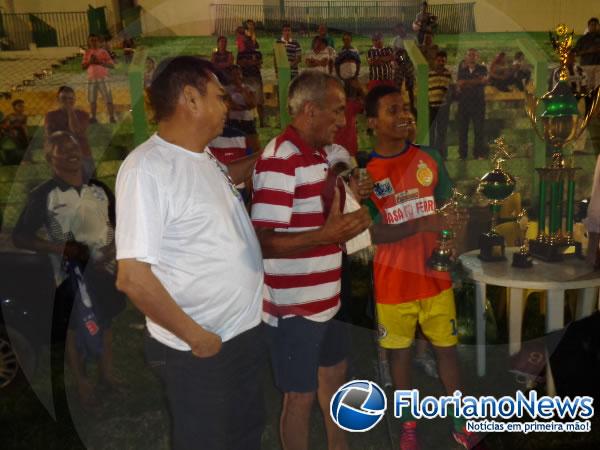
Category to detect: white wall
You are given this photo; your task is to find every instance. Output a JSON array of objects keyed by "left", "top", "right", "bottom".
[
  {"left": 3, "top": 0, "right": 111, "bottom": 13},
  {"left": 427, "top": 0, "right": 599, "bottom": 33},
  {"left": 1, "top": 0, "right": 121, "bottom": 34},
  {"left": 138, "top": 0, "right": 259, "bottom": 36},
  {"left": 9, "top": 0, "right": 596, "bottom": 36}
]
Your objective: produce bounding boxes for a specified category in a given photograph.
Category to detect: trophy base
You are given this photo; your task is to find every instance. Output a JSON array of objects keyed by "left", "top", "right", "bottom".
[
  {"left": 478, "top": 233, "right": 506, "bottom": 262},
  {"left": 529, "top": 240, "right": 582, "bottom": 262},
  {"left": 512, "top": 251, "right": 533, "bottom": 268}
]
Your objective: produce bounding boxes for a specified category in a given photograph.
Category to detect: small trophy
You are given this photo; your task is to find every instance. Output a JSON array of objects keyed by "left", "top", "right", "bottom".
[
  {"left": 525, "top": 24, "right": 600, "bottom": 261},
  {"left": 428, "top": 188, "right": 464, "bottom": 272},
  {"left": 477, "top": 138, "right": 516, "bottom": 261},
  {"left": 512, "top": 209, "right": 533, "bottom": 268}
]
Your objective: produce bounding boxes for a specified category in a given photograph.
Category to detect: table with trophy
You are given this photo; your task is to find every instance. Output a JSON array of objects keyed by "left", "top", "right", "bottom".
[
  {"left": 456, "top": 24, "right": 600, "bottom": 377},
  {"left": 459, "top": 248, "right": 600, "bottom": 377}
]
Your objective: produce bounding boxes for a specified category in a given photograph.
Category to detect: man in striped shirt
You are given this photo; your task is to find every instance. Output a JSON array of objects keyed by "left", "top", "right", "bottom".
[
  {"left": 367, "top": 33, "right": 395, "bottom": 90},
  {"left": 428, "top": 50, "right": 453, "bottom": 159},
  {"left": 276, "top": 24, "right": 302, "bottom": 79},
  {"left": 251, "top": 71, "right": 371, "bottom": 450}
]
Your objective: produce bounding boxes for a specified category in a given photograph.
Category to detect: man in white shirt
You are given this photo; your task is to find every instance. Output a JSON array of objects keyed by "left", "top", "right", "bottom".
[
  {"left": 115, "top": 56, "right": 265, "bottom": 450},
  {"left": 305, "top": 36, "right": 335, "bottom": 74}
]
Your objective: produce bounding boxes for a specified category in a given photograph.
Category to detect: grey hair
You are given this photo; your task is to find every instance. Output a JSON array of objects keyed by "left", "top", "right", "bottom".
[{"left": 288, "top": 71, "right": 343, "bottom": 117}]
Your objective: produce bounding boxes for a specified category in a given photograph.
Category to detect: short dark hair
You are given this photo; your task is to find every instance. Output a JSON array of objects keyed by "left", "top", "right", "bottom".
[
  {"left": 282, "top": 23, "right": 291, "bottom": 30},
  {"left": 343, "top": 31, "right": 352, "bottom": 38},
  {"left": 88, "top": 33, "right": 98, "bottom": 39},
  {"left": 312, "top": 36, "right": 326, "bottom": 48},
  {"left": 588, "top": 17, "right": 599, "bottom": 25},
  {"left": 57, "top": 85, "right": 74, "bottom": 95},
  {"left": 148, "top": 56, "right": 219, "bottom": 122},
  {"left": 514, "top": 51, "right": 524, "bottom": 59},
  {"left": 365, "top": 85, "right": 401, "bottom": 118},
  {"left": 12, "top": 99, "right": 24, "bottom": 107},
  {"left": 436, "top": 50, "right": 447, "bottom": 59}
]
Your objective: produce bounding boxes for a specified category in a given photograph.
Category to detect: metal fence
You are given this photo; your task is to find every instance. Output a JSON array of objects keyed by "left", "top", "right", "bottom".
[
  {"left": 213, "top": 1, "right": 476, "bottom": 36},
  {"left": 0, "top": 11, "right": 90, "bottom": 50}
]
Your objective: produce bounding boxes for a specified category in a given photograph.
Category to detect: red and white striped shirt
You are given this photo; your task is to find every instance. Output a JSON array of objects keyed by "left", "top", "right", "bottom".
[
  {"left": 252, "top": 126, "right": 341, "bottom": 326},
  {"left": 208, "top": 126, "right": 249, "bottom": 165}
]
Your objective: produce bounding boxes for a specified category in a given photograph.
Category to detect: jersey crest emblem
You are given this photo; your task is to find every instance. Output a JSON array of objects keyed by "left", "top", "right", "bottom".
[
  {"left": 416, "top": 160, "right": 433, "bottom": 187},
  {"left": 373, "top": 178, "right": 394, "bottom": 199}
]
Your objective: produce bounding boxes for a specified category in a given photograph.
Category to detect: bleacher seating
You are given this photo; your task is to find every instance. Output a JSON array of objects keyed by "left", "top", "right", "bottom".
[{"left": 0, "top": 47, "right": 81, "bottom": 93}]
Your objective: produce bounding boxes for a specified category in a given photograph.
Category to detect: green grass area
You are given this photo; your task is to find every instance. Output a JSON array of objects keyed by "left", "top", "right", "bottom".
[
  {"left": 133, "top": 31, "right": 559, "bottom": 72},
  {"left": 48, "top": 32, "right": 558, "bottom": 78}
]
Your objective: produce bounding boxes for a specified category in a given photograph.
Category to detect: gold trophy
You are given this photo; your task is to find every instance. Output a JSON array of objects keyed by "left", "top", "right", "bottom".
[
  {"left": 512, "top": 209, "right": 533, "bottom": 268},
  {"left": 477, "top": 138, "right": 516, "bottom": 261},
  {"left": 525, "top": 24, "right": 600, "bottom": 261},
  {"left": 428, "top": 188, "right": 465, "bottom": 272}
]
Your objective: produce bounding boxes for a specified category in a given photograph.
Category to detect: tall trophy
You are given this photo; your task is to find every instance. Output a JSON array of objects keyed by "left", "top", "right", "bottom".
[
  {"left": 428, "top": 188, "right": 465, "bottom": 272},
  {"left": 477, "top": 137, "right": 516, "bottom": 261},
  {"left": 525, "top": 24, "right": 600, "bottom": 261}
]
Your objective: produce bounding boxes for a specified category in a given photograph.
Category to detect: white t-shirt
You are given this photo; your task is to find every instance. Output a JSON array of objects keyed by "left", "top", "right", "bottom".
[
  {"left": 305, "top": 47, "right": 335, "bottom": 73},
  {"left": 115, "top": 134, "right": 264, "bottom": 350},
  {"left": 226, "top": 84, "right": 256, "bottom": 122}
]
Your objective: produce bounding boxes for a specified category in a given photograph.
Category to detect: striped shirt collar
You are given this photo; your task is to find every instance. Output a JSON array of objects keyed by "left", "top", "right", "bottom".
[{"left": 276, "top": 125, "right": 327, "bottom": 160}]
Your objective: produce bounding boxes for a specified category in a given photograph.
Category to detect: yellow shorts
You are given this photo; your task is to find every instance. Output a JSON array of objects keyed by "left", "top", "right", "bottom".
[{"left": 376, "top": 288, "right": 458, "bottom": 349}]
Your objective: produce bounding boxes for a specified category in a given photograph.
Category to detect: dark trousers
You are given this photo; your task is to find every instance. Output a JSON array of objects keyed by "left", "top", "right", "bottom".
[
  {"left": 144, "top": 325, "right": 265, "bottom": 450},
  {"left": 458, "top": 100, "right": 487, "bottom": 159},
  {"left": 429, "top": 104, "right": 450, "bottom": 159}
]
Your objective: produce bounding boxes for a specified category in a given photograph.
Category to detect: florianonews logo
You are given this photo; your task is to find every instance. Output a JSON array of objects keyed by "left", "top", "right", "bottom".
[{"left": 330, "top": 380, "right": 387, "bottom": 432}]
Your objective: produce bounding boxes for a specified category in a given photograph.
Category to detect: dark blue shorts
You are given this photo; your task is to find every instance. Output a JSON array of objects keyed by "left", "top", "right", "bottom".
[{"left": 266, "top": 316, "right": 350, "bottom": 393}]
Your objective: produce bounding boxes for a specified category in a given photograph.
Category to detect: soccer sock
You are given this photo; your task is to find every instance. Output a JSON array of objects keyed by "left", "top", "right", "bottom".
[
  {"left": 400, "top": 410, "right": 417, "bottom": 424},
  {"left": 449, "top": 405, "right": 467, "bottom": 432}
]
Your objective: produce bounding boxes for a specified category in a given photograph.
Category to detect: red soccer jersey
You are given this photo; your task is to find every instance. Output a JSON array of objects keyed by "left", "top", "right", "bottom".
[{"left": 367, "top": 143, "right": 453, "bottom": 304}]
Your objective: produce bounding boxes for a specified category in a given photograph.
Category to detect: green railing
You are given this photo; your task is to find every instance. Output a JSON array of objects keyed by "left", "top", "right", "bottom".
[
  {"left": 273, "top": 43, "right": 292, "bottom": 127},
  {"left": 128, "top": 47, "right": 150, "bottom": 147},
  {"left": 517, "top": 38, "right": 550, "bottom": 208},
  {"left": 405, "top": 40, "right": 429, "bottom": 144},
  {"left": 213, "top": 1, "right": 476, "bottom": 36}
]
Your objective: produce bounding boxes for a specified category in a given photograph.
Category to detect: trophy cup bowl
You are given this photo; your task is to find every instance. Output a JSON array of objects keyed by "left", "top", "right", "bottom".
[
  {"left": 429, "top": 229, "right": 455, "bottom": 272},
  {"left": 478, "top": 169, "right": 516, "bottom": 204},
  {"left": 477, "top": 165, "right": 516, "bottom": 261}
]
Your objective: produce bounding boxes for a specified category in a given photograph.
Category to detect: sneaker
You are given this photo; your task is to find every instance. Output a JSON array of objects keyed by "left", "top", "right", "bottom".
[
  {"left": 452, "top": 427, "right": 487, "bottom": 450},
  {"left": 399, "top": 421, "right": 419, "bottom": 450},
  {"left": 414, "top": 354, "right": 439, "bottom": 379}
]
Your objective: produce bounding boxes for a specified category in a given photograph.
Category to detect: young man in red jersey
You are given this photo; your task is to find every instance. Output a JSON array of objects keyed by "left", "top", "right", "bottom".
[{"left": 364, "top": 85, "right": 485, "bottom": 450}]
